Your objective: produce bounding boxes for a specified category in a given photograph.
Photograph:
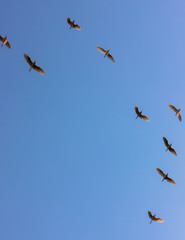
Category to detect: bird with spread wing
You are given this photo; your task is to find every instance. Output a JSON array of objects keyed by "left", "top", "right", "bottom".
[
  {"left": 163, "top": 137, "right": 177, "bottom": 156},
  {"left": 96, "top": 47, "right": 115, "bottom": 63},
  {"left": 0, "top": 35, "right": 11, "bottom": 49},
  {"left": 168, "top": 104, "right": 182, "bottom": 122},
  {"left": 24, "top": 54, "right": 45, "bottom": 75},
  {"left": 148, "top": 211, "right": 164, "bottom": 224},
  {"left": 135, "top": 105, "right": 150, "bottom": 121},
  {"left": 156, "top": 168, "right": 176, "bottom": 185},
  {"left": 67, "top": 18, "right": 81, "bottom": 31}
]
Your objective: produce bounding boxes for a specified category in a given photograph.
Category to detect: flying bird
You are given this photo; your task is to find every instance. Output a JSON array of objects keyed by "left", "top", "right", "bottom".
[
  {"left": 67, "top": 18, "right": 81, "bottom": 30},
  {"left": 96, "top": 47, "right": 115, "bottom": 63},
  {"left": 148, "top": 211, "right": 164, "bottom": 224},
  {"left": 156, "top": 168, "right": 176, "bottom": 185},
  {"left": 24, "top": 54, "right": 45, "bottom": 75},
  {"left": 163, "top": 137, "right": 177, "bottom": 156},
  {"left": 168, "top": 104, "right": 182, "bottom": 122},
  {"left": 135, "top": 105, "right": 150, "bottom": 121},
  {"left": 0, "top": 35, "right": 11, "bottom": 49}
]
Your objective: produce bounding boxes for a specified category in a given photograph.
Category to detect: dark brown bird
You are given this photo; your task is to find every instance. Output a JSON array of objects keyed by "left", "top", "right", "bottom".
[
  {"left": 148, "top": 211, "right": 164, "bottom": 224},
  {"left": 135, "top": 105, "right": 150, "bottom": 121},
  {"left": 67, "top": 18, "right": 81, "bottom": 30},
  {"left": 24, "top": 54, "right": 45, "bottom": 75},
  {"left": 163, "top": 137, "right": 177, "bottom": 156},
  {"left": 156, "top": 168, "right": 176, "bottom": 185},
  {"left": 96, "top": 47, "right": 115, "bottom": 63},
  {"left": 0, "top": 35, "right": 11, "bottom": 49},
  {"left": 168, "top": 104, "right": 182, "bottom": 122}
]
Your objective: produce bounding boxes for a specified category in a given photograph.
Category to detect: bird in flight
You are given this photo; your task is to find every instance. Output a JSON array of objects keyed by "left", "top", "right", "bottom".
[
  {"left": 135, "top": 105, "right": 150, "bottom": 121},
  {"left": 96, "top": 47, "right": 115, "bottom": 63},
  {"left": 163, "top": 137, "right": 177, "bottom": 156},
  {"left": 0, "top": 35, "right": 11, "bottom": 49},
  {"left": 156, "top": 168, "right": 176, "bottom": 185},
  {"left": 148, "top": 211, "right": 164, "bottom": 224},
  {"left": 168, "top": 104, "right": 182, "bottom": 122},
  {"left": 24, "top": 54, "right": 45, "bottom": 75},
  {"left": 67, "top": 18, "right": 81, "bottom": 30}
]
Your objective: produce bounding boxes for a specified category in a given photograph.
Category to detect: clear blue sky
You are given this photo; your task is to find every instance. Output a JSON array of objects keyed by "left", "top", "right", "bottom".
[{"left": 1, "top": 0, "right": 185, "bottom": 239}]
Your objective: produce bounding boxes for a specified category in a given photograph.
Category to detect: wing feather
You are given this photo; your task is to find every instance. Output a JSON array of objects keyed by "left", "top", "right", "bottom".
[
  {"left": 177, "top": 112, "right": 182, "bottom": 122},
  {"left": 148, "top": 211, "right": 153, "bottom": 219},
  {"left": 163, "top": 137, "right": 169, "bottom": 147},
  {"left": 169, "top": 147, "right": 177, "bottom": 156},
  {"left": 33, "top": 65, "right": 45, "bottom": 75},
  {"left": 73, "top": 24, "right": 81, "bottom": 30},
  {"left": 156, "top": 168, "right": 165, "bottom": 178},
  {"left": 96, "top": 47, "right": 106, "bottom": 54},
  {"left": 5, "top": 41, "right": 11, "bottom": 49},
  {"left": 140, "top": 115, "right": 150, "bottom": 121},
  {"left": 154, "top": 218, "right": 164, "bottom": 223},
  {"left": 166, "top": 177, "right": 176, "bottom": 185},
  {"left": 168, "top": 104, "right": 178, "bottom": 112},
  {"left": 0, "top": 35, "right": 3, "bottom": 42},
  {"left": 107, "top": 53, "right": 115, "bottom": 63}
]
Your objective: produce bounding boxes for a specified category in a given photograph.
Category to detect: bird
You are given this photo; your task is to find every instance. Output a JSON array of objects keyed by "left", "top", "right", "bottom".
[
  {"left": 135, "top": 105, "right": 150, "bottom": 121},
  {"left": 0, "top": 35, "right": 11, "bottom": 49},
  {"left": 156, "top": 168, "right": 176, "bottom": 185},
  {"left": 96, "top": 47, "right": 115, "bottom": 63},
  {"left": 163, "top": 137, "right": 177, "bottom": 156},
  {"left": 168, "top": 104, "right": 182, "bottom": 122},
  {"left": 67, "top": 18, "right": 81, "bottom": 30},
  {"left": 148, "top": 211, "right": 164, "bottom": 224},
  {"left": 24, "top": 54, "right": 45, "bottom": 75}
]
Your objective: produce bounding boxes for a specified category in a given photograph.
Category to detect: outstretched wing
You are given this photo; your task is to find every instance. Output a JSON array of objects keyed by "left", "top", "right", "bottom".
[
  {"left": 156, "top": 168, "right": 165, "bottom": 178},
  {"left": 33, "top": 65, "right": 45, "bottom": 75},
  {"left": 107, "top": 53, "right": 115, "bottom": 63},
  {"left": 73, "top": 24, "right": 81, "bottom": 30},
  {"left": 135, "top": 105, "right": 139, "bottom": 115},
  {"left": 24, "top": 54, "right": 33, "bottom": 67},
  {"left": 148, "top": 211, "right": 153, "bottom": 219},
  {"left": 163, "top": 137, "right": 169, "bottom": 148},
  {"left": 5, "top": 41, "right": 11, "bottom": 49},
  {"left": 168, "top": 104, "right": 178, "bottom": 113},
  {"left": 0, "top": 35, "right": 4, "bottom": 42},
  {"left": 140, "top": 114, "right": 150, "bottom": 121},
  {"left": 96, "top": 47, "right": 106, "bottom": 54},
  {"left": 67, "top": 18, "right": 71, "bottom": 24},
  {"left": 154, "top": 218, "right": 164, "bottom": 223},
  {"left": 177, "top": 112, "right": 182, "bottom": 122},
  {"left": 169, "top": 147, "right": 177, "bottom": 156},
  {"left": 166, "top": 177, "right": 176, "bottom": 185}
]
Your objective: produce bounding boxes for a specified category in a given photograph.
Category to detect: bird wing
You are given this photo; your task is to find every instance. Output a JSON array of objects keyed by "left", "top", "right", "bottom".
[
  {"left": 169, "top": 147, "right": 177, "bottom": 156},
  {"left": 140, "top": 114, "right": 150, "bottom": 121},
  {"left": 177, "top": 112, "right": 182, "bottom": 122},
  {"left": 163, "top": 137, "right": 169, "bottom": 147},
  {"left": 73, "top": 24, "right": 81, "bottom": 30},
  {"left": 148, "top": 211, "right": 153, "bottom": 219},
  {"left": 67, "top": 17, "right": 71, "bottom": 24},
  {"left": 107, "top": 53, "right": 115, "bottom": 63},
  {"left": 24, "top": 54, "right": 33, "bottom": 67},
  {"left": 33, "top": 65, "right": 45, "bottom": 75},
  {"left": 168, "top": 104, "right": 178, "bottom": 113},
  {"left": 166, "top": 177, "right": 176, "bottom": 185},
  {"left": 5, "top": 41, "right": 11, "bottom": 49},
  {"left": 154, "top": 218, "right": 164, "bottom": 223},
  {"left": 135, "top": 105, "right": 139, "bottom": 115},
  {"left": 156, "top": 168, "right": 165, "bottom": 178},
  {"left": 96, "top": 47, "right": 106, "bottom": 54},
  {"left": 0, "top": 35, "right": 4, "bottom": 42}
]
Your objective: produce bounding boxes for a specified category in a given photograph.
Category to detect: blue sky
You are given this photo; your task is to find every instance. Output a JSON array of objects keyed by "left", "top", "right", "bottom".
[{"left": 1, "top": 0, "right": 185, "bottom": 239}]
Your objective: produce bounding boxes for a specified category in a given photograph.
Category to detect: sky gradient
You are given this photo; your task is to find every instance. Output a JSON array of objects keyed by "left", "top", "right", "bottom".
[{"left": 1, "top": 0, "right": 185, "bottom": 239}]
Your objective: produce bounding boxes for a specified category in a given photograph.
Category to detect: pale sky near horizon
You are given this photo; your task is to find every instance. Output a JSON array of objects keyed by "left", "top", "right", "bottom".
[{"left": 1, "top": 0, "right": 185, "bottom": 239}]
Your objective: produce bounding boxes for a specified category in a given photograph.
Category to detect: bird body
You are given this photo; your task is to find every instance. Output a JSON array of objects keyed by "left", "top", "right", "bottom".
[
  {"left": 135, "top": 105, "right": 150, "bottom": 121},
  {"left": 156, "top": 168, "right": 176, "bottom": 185},
  {"left": 24, "top": 54, "right": 45, "bottom": 75},
  {"left": 148, "top": 211, "right": 164, "bottom": 224},
  {"left": 163, "top": 137, "right": 177, "bottom": 156},
  {"left": 0, "top": 35, "right": 11, "bottom": 49},
  {"left": 96, "top": 47, "right": 115, "bottom": 63},
  {"left": 67, "top": 18, "right": 81, "bottom": 30},
  {"left": 168, "top": 104, "right": 182, "bottom": 122}
]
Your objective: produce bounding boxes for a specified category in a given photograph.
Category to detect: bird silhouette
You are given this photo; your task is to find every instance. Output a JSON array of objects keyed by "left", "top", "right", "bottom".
[
  {"left": 135, "top": 105, "right": 150, "bottom": 121},
  {"left": 96, "top": 47, "right": 115, "bottom": 63},
  {"left": 156, "top": 168, "right": 176, "bottom": 185},
  {"left": 163, "top": 137, "right": 177, "bottom": 156},
  {"left": 168, "top": 104, "right": 182, "bottom": 122},
  {"left": 24, "top": 54, "right": 45, "bottom": 75},
  {"left": 0, "top": 35, "right": 11, "bottom": 49},
  {"left": 67, "top": 18, "right": 81, "bottom": 30},
  {"left": 148, "top": 211, "right": 164, "bottom": 224}
]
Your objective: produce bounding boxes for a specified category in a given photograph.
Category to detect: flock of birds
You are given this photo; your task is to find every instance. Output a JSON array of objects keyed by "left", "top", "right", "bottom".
[{"left": 1, "top": 17, "right": 182, "bottom": 225}]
